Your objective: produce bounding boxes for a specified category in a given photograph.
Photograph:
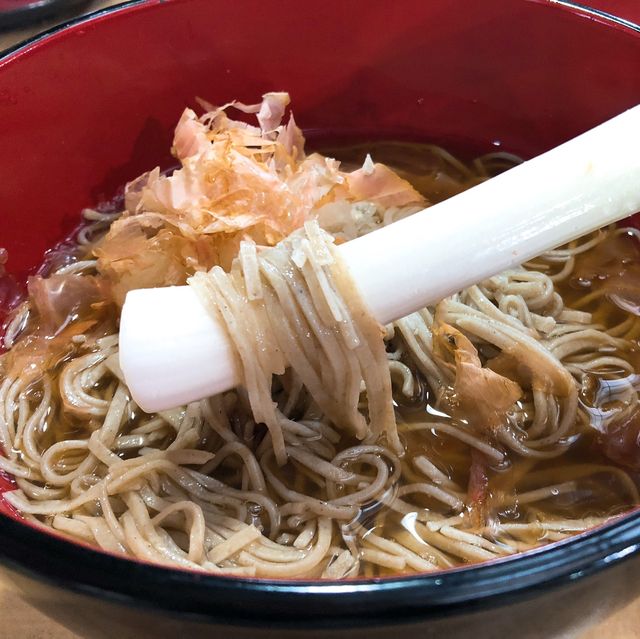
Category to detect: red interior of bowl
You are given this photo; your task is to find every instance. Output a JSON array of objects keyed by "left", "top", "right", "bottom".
[{"left": 0, "top": 0, "right": 639, "bottom": 519}]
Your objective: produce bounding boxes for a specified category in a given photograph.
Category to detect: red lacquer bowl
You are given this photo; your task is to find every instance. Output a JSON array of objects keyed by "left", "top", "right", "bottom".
[{"left": 0, "top": 1, "right": 639, "bottom": 638}]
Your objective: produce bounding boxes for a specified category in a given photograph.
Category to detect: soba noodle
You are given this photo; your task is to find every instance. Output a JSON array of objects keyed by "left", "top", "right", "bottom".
[{"left": 1, "top": 93, "right": 639, "bottom": 579}]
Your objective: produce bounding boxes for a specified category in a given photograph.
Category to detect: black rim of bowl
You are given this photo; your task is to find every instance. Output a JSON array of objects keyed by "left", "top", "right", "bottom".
[
  {"left": 2, "top": 509, "right": 640, "bottom": 627},
  {"left": 1, "top": 0, "right": 640, "bottom": 629}
]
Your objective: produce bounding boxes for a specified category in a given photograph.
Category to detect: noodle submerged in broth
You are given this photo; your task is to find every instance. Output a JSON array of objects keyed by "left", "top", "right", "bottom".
[{"left": 1, "top": 93, "right": 640, "bottom": 578}]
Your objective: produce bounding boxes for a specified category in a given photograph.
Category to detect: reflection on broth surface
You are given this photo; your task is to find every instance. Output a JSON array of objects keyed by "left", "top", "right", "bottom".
[{"left": 1, "top": 95, "right": 640, "bottom": 579}]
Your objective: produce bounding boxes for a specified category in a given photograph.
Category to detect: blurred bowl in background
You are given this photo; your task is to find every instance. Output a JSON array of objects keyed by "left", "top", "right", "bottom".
[{"left": 0, "top": 0, "right": 91, "bottom": 29}]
